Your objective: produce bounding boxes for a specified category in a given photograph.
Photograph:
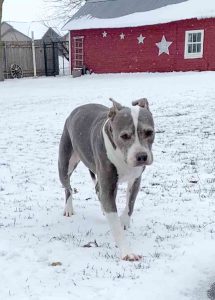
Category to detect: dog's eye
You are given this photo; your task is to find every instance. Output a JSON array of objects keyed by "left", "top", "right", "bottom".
[
  {"left": 120, "top": 133, "right": 131, "bottom": 140},
  {"left": 144, "top": 129, "right": 154, "bottom": 137}
]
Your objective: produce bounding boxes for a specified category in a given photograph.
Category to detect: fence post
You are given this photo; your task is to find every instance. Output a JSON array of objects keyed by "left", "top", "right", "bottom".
[
  {"left": 52, "top": 42, "right": 56, "bottom": 76},
  {"left": 43, "top": 42, "right": 48, "bottom": 76},
  {"left": 31, "top": 31, "right": 37, "bottom": 77},
  {"left": 4, "top": 42, "right": 8, "bottom": 79},
  {"left": 0, "top": 41, "right": 4, "bottom": 81}
]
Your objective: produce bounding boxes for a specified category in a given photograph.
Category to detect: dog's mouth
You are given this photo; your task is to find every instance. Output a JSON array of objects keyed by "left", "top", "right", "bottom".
[
  {"left": 129, "top": 157, "right": 153, "bottom": 167},
  {"left": 134, "top": 160, "right": 152, "bottom": 167},
  {"left": 135, "top": 161, "right": 148, "bottom": 167},
  {"left": 126, "top": 161, "right": 147, "bottom": 168}
]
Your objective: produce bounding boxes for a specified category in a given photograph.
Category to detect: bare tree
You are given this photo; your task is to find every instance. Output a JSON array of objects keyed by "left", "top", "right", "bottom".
[
  {"left": 0, "top": 0, "right": 4, "bottom": 81},
  {"left": 44, "top": 0, "right": 85, "bottom": 23}
]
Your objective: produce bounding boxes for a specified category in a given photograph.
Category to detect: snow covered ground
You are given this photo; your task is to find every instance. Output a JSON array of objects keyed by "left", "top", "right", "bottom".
[{"left": 0, "top": 71, "right": 215, "bottom": 300}]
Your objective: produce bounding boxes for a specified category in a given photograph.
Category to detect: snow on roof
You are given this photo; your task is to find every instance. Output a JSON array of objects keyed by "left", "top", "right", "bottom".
[
  {"left": 63, "top": 0, "right": 215, "bottom": 30},
  {"left": 73, "top": 0, "right": 188, "bottom": 19},
  {"left": 6, "top": 21, "right": 53, "bottom": 40}
]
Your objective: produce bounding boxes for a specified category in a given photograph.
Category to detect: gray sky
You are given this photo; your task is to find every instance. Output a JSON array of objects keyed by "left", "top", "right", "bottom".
[{"left": 2, "top": 0, "right": 48, "bottom": 22}]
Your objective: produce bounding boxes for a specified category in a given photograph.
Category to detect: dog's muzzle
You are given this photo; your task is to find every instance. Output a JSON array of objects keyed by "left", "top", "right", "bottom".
[{"left": 133, "top": 151, "right": 153, "bottom": 167}]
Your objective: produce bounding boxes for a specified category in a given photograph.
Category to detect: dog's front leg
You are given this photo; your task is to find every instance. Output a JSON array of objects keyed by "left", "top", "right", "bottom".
[
  {"left": 98, "top": 170, "right": 142, "bottom": 261},
  {"left": 120, "top": 176, "right": 142, "bottom": 230}
]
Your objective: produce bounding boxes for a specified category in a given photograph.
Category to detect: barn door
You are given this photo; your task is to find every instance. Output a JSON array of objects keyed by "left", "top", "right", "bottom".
[{"left": 73, "top": 36, "right": 84, "bottom": 68}]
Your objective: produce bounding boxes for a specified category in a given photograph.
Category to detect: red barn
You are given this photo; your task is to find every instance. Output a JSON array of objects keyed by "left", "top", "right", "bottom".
[{"left": 63, "top": 0, "right": 215, "bottom": 74}]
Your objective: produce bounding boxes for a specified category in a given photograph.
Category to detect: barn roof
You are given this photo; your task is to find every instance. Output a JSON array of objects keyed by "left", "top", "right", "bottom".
[
  {"left": 63, "top": 0, "right": 215, "bottom": 30},
  {"left": 72, "top": 0, "right": 188, "bottom": 19},
  {"left": 4, "top": 22, "right": 62, "bottom": 40},
  {"left": 1, "top": 22, "right": 31, "bottom": 41}
]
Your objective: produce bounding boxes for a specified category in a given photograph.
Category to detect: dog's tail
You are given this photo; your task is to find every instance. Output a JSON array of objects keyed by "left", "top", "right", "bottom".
[{"left": 58, "top": 122, "right": 73, "bottom": 190}]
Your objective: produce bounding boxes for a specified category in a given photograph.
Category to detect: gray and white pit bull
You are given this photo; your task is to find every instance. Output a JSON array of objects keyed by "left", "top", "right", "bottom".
[{"left": 58, "top": 98, "right": 155, "bottom": 261}]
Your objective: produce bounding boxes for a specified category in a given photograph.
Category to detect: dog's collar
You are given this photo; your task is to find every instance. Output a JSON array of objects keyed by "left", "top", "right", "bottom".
[{"left": 103, "top": 119, "right": 116, "bottom": 150}]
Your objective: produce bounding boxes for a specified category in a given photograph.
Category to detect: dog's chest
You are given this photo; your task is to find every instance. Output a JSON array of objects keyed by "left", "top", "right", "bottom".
[
  {"left": 105, "top": 145, "right": 143, "bottom": 183},
  {"left": 116, "top": 162, "right": 143, "bottom": 183}
]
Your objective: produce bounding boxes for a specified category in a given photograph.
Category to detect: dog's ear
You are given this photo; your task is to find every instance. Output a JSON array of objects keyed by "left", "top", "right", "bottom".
[
  {"left": 108, "top": 98, "right": 123, "bottom": 120},
  {"left": 109, "top": 98, "right": 123, "bottom": 110},
  {"left": 132, "top": 98, "right": 150, "bottom": 111}
]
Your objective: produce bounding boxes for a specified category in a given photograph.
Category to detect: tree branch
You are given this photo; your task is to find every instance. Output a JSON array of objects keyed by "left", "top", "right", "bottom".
[{"left": 43, "top": 0, "right": 85, "bottom": 22}]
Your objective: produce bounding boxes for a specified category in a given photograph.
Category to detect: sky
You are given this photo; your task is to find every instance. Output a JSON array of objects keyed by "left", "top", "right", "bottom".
[
  {"left": 2, "top": 0, "right": 46, "bottom": 22},
  {"left": 2, "top": 0, "right": 70, "bottom": 36}
]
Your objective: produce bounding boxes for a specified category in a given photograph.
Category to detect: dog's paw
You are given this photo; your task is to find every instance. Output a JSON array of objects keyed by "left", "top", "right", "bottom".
[
  {"left": 63, "top": 209, "right": 74, "bottom": 217},
  {"left": 120, "top": 213, "right": 130, "bottom": 230},
  {"left": 63, "top": 197, "right": 74, "bottom": 217},
  {"left": 122, "top": 254, "right": 142, "bottom": 261}
]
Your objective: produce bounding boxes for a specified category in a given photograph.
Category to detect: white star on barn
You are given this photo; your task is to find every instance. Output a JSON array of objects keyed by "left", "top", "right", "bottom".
[
  {"left": 120, "top": 33, "right": 125, "bottom": 40},
  {"left": 156, "top": 35, "right": 173, "bottom": 55},
  {"left": 102, "top": 31, "right": 107, "bottom": 37},
  {"left": 137, "top": 34, "right": 145, "bottom": 44}
]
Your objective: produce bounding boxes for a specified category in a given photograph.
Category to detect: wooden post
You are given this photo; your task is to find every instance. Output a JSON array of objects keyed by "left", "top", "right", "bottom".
[
  {"left": 68, "top": 32, "right": 72, "bottom": 75},
  {"left": 43, "top": 42, "right": 48, "bottom": 76},
  {"left": 4, "top": 42, "right": 8, "bottom": 79},
  {"left": 0, "top": 41, "right": 4, "bottom": 80},
  {"left": 31, "top": 31, "right": 37, "bottom": 77},
  {"left": 52, "top": 42, "right": 56, "bottom": 76},
  {"left": 0, "top": 0, "right": 4, "bottom": 81}
]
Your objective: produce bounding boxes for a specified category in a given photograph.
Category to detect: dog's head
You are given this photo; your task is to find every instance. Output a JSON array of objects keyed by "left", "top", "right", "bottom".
[{"left": 107, "top": 98, "right": 155, "bottom": 167}]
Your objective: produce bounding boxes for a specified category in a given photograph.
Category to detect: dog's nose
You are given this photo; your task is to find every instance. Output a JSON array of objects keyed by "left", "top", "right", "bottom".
[{"left": 136, "top": 152, "right": 148, "bottom": 163}]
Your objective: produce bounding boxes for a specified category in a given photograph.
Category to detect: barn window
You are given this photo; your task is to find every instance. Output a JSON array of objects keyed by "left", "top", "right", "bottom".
[{"left": 184, "top": 30, "right": 204, "bottom": 59}]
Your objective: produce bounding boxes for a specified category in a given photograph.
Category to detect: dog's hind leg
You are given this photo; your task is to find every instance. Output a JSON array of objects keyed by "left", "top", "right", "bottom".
[
  {"left": 120, "top": 176, "right": 142, "bottom": 230},
  {"left": 58, "top": 125, "right": 80, "bottom": 217},
  {"left": 63, "top": 151, "right": 80, "bottom": 216}
]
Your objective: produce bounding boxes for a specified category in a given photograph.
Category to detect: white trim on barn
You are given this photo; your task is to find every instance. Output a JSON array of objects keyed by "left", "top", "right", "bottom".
[
  {"left": 69, "top": 32, "right": 72, "bottom": 75},
  {"left": 184, "top": 29, "right": 204, "bottom": 59},
  {"left": 73, "top": 36, "right": 85, "bottom": 39}
]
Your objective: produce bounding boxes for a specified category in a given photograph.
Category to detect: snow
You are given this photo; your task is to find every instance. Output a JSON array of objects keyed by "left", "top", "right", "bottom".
[
  {"left": 0, "top": 71, "right": 215, "bottom": 299},
  {"left": 63, "top": 0, "right": 215, "bottom": 30}
]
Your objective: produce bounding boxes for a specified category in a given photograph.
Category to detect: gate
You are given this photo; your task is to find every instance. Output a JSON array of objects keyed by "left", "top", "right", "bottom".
[{"left": 43, "top": 41, "right": 69, "bottom": 76}]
